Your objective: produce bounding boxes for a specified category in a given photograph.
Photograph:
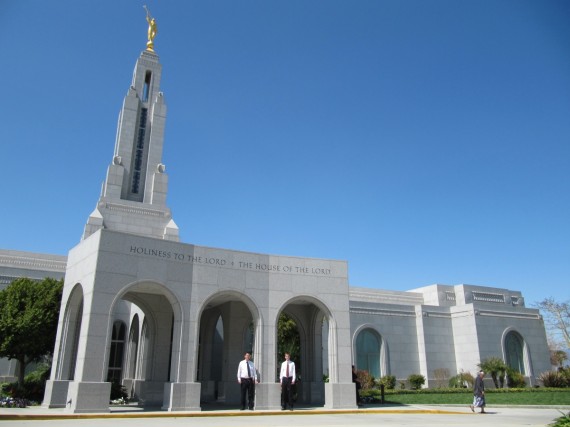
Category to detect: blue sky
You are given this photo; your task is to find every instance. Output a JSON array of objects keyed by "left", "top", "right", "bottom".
[{"left": 1, "top": 1, "right": 569, "bottom": 307}]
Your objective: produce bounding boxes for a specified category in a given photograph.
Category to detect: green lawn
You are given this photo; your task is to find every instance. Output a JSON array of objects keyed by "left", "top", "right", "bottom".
[{"left": 362, "top": 389, "right": 570, "bottom": 406}]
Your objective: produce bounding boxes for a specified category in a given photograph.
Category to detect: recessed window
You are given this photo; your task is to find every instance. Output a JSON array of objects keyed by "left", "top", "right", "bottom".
[
  {"left": 143, "top": 71, "right": 152, "bottom": 102},
  {"left": 107, "top": 321, "right": 126, "bottom": 383},
  {"left": 356, "top": 329, "right": 381, "bottom": 378},
  {"left": 130, "top": 108, "right": 148, "bottom": 195}
]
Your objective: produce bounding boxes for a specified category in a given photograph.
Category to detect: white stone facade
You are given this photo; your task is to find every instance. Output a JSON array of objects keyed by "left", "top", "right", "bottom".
[{"left": 0, "top": 43, "right": 551, "bottom": 412}]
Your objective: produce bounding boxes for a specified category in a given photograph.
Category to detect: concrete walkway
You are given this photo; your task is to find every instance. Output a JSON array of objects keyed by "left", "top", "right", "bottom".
[{"left": 1, "top": 404, "right": 568, "bottom": 427}]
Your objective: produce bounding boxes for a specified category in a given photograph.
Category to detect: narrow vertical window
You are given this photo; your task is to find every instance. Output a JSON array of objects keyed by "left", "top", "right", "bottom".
[
  {"left": 107, "top": 321, "right": 126, "bottom": 383},
  {"left": 143, "top": 71, "right": 152, "bottom": 102},
  {"left": 131, "top": 108, "right": 148, "bottom": 195}
]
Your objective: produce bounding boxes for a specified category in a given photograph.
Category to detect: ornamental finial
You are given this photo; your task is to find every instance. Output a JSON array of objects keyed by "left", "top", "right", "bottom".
[{"left": 144, "top": 5, "right": 157, "bottom": 52}]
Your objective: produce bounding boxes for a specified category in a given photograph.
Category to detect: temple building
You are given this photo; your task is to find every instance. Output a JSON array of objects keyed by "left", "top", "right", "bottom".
[{"left": 0, "top": 16, "right": 550, "bottom": 413}]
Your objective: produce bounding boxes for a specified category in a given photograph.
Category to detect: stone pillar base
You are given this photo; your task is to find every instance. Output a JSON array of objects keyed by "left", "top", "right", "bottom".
[
  {"left": 65, "top": 381, "right": 111, "bottom": 413},
  {"left": 42, "top": 380, "right": 71, "bottom": 408},
  {"left": 138, "top": 380, "right": 165, "bottom": 406},
  {"left": 307, "top": 381, "right": 325, "bottom": 405},
  {"left": 324, "top": 382, "right": 357, "bottom": 409},
  {"left": 252, "top": 382, "right": 282, "bottom": 410},
  {"left": 162, "top": 382, "right": 201, "bottom": 411},
  {"left": 200, "top": 380, "right": 216, "bottom": 402}
]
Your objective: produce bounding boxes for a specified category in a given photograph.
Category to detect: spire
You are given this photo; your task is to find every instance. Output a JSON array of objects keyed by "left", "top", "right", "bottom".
[{"left": 83, "top": 13, "right": 179, "bottom": 242}]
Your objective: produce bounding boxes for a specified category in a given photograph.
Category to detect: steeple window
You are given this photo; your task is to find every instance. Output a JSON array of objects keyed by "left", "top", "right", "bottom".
[
  {"left": 131, "top": 108, "right": 148, "bottom": 195},
  {"left": 143, "top": 71, "right": 152, "bottom": 102}
]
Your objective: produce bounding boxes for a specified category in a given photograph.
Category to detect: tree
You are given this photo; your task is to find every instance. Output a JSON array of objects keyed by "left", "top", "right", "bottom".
[
  {"left": 478, "top": 357, "right": 507, "bottom": 388},
  {"left": 277, "top": 312, "right": 300, "bottom": 370},
  {"left": 536, "top": 298, "right": 570, "bottom": 349},
  {"left": 551, "top": 350, "right": 568, "bottom": 368},
  {"left": 0, "top": 277, "right": 63, "bottom": 388}
]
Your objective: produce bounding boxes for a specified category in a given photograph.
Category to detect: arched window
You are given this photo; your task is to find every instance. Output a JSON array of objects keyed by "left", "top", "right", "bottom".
[
  {"left": 356, "top": 329, "right": 381, "bottom": 378},
  {"left": 211, "top": 315, "right": 224, "bottom": 381},
  {"left": 107, "top": 321, "right": 126, "bottom": 382},
  {"left": 55, "top": 285, "right": 84, "bottom": 381},
  {"left": 136, "top": 319, "right": 149, "bottom": 380},
  {"left": 243, "top": 322, "right": 254, "bottom": 354},
  {"left": 67, "top": 300, "right": 83, "bottom": 380},
  {"left": 505, "top": 331, "right": 525, "bottom": 374},
  {"left": 125, "top": 315, "right": 140, "bottom": 379}
]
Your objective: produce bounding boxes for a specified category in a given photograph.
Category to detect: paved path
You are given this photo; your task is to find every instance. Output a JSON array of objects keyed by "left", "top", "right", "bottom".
[{"left": 1, "top": 405, "right": 568, "bottom": 427}]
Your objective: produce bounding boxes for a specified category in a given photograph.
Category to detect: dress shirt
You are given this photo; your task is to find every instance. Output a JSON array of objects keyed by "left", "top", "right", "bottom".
[
  {"left": 279, "top": 360, "right": 296, "bottom": 383},
  {"left": 237, "top": 359, "right": 257, "bottom": 382}
]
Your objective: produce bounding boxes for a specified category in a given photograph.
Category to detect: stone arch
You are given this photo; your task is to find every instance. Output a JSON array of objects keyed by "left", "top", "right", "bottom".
[
  {"left": 54, "top": 283, "right": 84, "bottom": 381},
  {"left": 196, "top": 290, "right": 261, "bottom": 405},
  {"left": 103, "top": 280, "right": 183, "bottom": 406},
  {"left": 276, "top": 295, "right": 334, "bottom": 405}
]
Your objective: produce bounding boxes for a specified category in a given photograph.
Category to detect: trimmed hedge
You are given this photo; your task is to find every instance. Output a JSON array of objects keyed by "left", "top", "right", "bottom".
[{"left": 361, "top": 387, "right": 570, "bottom": 397}]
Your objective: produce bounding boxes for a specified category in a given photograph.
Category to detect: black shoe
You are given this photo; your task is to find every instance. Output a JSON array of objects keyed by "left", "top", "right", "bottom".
[
  {"left": 281, "top": 407, "right": 286, "bottom": 410},
  {"left": 240, "top": 408, "right": 245, "bottom": 411}
]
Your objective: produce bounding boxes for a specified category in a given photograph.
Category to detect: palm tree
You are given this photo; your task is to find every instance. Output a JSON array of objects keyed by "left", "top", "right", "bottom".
[
  {"left": 551, "top": 350, "right": 568, "bottom": 368},
  {"left": 478, "top": 357, "right": 507, "bottom": 388}
]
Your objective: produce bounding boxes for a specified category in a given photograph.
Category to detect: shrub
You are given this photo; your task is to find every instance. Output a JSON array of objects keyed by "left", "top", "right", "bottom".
[
  {"left": 1, "top": 363, "right": 51, "bottom": 402},
  {"left": 377, "top": 375, "right": 396, "bottom": 390},
  {"left": 0, "top": 396, "right": 31, "bottom": 408},
  {"left": 110, "top": 381, "right": 128, "bottom": 403},
  {"left": 356, "top": 370, "right": 375, "bottom": 390},
  {"left": 559, "top": 367, "right": 570, "bottom": 387},
  {"left": 506, "top": 368, "right": 526, "bottom": 388},
  {"left": 449, "top": 371, "right": 474, "bottom": 389},
  {"left": 550, "top": 411, "right": 570, "bottom": 427},
  {"left": 433, "top": 368, "right": 450, "bottom": 388},
  {"left": 25, "top": 363, "right": 51, "bottom": 383},
  {"left": 539, "top": 371, "right": 567, "bottom": 388},
  {"left": 407, "top": 374, "right": 425, "bottom": 390}
]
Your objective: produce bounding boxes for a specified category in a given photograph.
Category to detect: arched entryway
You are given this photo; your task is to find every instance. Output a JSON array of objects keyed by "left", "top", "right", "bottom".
[
  {"left": 277, "top": 296, "right": 331, "bottom": 406},
  {"left": 107, "top": 281, "right": 181, "bottom": 407},
  {"left": 197, "top": 291, "right": 260, "bottom": 406}
]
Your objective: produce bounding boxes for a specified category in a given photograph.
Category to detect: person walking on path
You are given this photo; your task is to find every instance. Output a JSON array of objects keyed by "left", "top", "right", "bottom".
[
  {"left": 470, "top": 370, "right": 486, "bottom": 414},
  {"left": 237, "top": 352, "right": 258, "bottom": 410},
  {"left": 279, "top": 352, "right": 296, "bottom": 411}
]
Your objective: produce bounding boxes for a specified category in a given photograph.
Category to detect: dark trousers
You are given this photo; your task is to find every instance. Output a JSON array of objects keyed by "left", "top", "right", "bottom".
[
  {"left": 240, "top": 378, "right": 255, "bottom": 409},
  {"left": 355, "top": 382, "right": 362, "bottom": 404},
  {"left": 281, "top": 377, "right": 294, "bottom": 409}
]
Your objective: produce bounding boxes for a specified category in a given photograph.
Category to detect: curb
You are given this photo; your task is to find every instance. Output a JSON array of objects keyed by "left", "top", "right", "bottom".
[{"left": 0, "top": 408, "right": 467, "bottom": 421}]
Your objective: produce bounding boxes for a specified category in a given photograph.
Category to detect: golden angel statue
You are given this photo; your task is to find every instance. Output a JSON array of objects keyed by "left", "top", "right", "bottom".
[{"left": 144, "top": 5, "right": 157, "bottom": 51}]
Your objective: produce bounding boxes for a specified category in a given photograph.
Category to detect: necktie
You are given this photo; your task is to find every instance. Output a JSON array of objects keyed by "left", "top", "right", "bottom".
[
  {"left": 247, "top": 362, "right": 252, "bottom": 378},
  {"left": 286, "top": 362, "right": 289, "bottom": 377}
]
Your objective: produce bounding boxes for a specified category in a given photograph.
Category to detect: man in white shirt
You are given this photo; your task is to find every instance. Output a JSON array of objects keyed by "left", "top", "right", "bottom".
[
  {"left": 237, "top": 352, "right": 258, "bottom": 410},
  {"left": 279, "top": 352, "right": 296, "bottom": 410}
]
